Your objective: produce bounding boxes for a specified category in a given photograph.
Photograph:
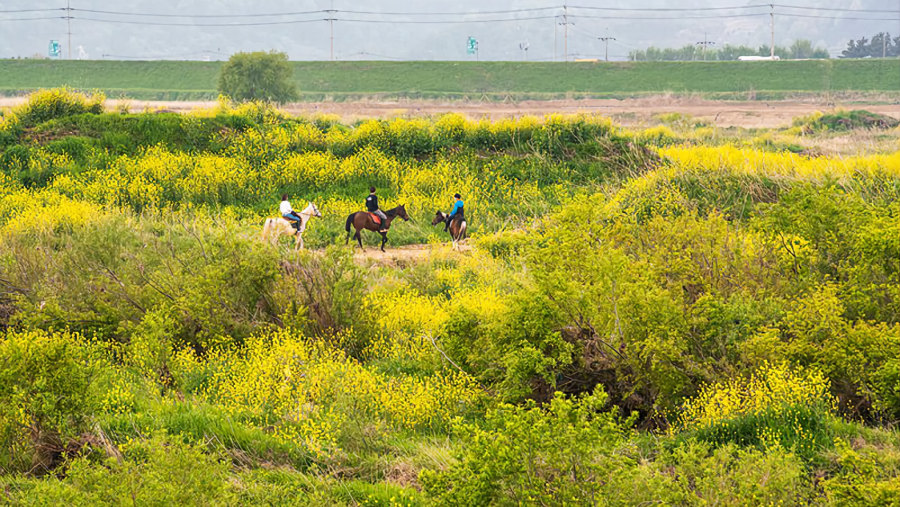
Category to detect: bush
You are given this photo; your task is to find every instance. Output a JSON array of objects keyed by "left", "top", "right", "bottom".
[
  {"left": 0, "top": 330, "right": 98, "bottom": 474},
  {"left": 822, "top": 438, "right": 900, "bottom": 505},
  {"left": 5, "top": 433, "right": 236, "bottom": 504},
  {"left": 604, "top": 441, "right": 814, "bottom": 505},
  {"left": 12, "top": 88, "right": 104, "bottom": 128},
  {"left": 421, "top": 387, "right": 628, "bottom": 504},
  {"left": 218, "top": 51, "right": 298, "bottom": 104}
]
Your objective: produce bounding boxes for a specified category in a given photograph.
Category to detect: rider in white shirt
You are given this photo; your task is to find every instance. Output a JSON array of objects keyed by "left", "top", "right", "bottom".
[{"left": 281, "top": 194, "right": 302, "bottom": 230}]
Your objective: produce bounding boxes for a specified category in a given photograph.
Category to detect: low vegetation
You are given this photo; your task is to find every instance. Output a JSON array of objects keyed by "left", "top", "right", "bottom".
[
  {"left": 0, "top": 59, "right": 899, "bottom": 101},
  {"left": 1, "top": 89, "right": 900, "bottom": 504}
]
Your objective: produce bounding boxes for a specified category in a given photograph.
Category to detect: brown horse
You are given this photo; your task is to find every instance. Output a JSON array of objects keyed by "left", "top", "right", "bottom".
[
  {"left": 432, "top": 211, "right": 467, "bottom": 250},
  {"left": 345, "top": 205, "right": 410, "bottom": 251}
]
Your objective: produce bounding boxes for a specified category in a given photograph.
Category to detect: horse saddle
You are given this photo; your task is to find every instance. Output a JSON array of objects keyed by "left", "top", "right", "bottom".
[{"left": 368, "top": 213, "right": 382, "bottom": 226}]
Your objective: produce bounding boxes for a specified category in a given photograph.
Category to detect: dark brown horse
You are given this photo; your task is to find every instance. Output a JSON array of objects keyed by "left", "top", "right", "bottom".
[
  {"left": 432, "top": 211, "right": 467, "bottom": 250},
  {"left": 345, "top": 205, "right": 410, "bottom": 251}
]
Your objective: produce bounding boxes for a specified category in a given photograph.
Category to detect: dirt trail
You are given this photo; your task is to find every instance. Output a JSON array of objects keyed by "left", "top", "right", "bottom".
[
  {"left": 352, "top": 243, "right": 470, "bottom": 265},
  {"left": 3, "top": 96, "right": 900, "bottom": 128}
]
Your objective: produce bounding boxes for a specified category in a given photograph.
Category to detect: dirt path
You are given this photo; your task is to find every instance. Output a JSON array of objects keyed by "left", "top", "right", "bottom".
[
  {"left": 352, "top": 243, "right": 471, "bottom": 266},
  {"left": 3, "top": 95, "right": 899, "bottom": 128}
]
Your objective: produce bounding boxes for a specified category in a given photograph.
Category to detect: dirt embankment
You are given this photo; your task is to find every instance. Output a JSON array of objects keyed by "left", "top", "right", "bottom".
[{"left": 3, "top": 96, "right": 900, "bottom": 129}]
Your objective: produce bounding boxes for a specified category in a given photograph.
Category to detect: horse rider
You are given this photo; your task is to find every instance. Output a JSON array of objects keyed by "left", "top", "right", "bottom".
[
  {"left": 366, "top": 186, "right": 389, "bottom": 233},
  {"left": 445, "top": 193, "right": 464, "bottom": 232},
  {"left": 280, "top": 194, "right": 303, "bottom": 231}
]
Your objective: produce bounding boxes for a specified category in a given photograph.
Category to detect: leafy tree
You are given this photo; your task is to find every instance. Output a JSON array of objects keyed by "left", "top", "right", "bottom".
[
  {"left": 218, "top": 51, "right": 298, "bottom": 104},
  {"left": 841, "top": 32, "right": 900, "bottom": 58}
]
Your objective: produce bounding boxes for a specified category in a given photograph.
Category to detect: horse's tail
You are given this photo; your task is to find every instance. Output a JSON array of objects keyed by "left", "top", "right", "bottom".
[
  {"left": 459, "top": 221, "right": 467, "bottom": 240},
  {"left": 345, "top": 212, "right": 355, "bottom": 233},
  {"left": 261, "top": 219, "right": 272, "bottom": 241}
]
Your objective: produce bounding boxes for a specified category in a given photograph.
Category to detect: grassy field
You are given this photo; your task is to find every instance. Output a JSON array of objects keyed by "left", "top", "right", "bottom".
[{"left": 0, "top": 59, "right": 898, "bottom": 100}]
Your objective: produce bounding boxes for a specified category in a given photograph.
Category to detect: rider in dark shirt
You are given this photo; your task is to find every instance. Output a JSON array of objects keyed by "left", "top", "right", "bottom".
[{"left": 366, "top": 187, "right": 388, "bottom": 232}]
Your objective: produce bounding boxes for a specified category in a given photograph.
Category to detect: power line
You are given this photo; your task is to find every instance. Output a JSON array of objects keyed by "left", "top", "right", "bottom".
[
  {"left": 775, "top": 13, "right": 900, "bottom": 22},
  {"left": 70, "top": 16, "right": 327, "bottom": 27},
  {"left": 0, "top": 16, "right": 63, "bottom": 22},
  {"left": 571, "top": 13, "right": 771, "bottom": 20},
  {"left": 70, "top": 8, "right": 325, "bottom": 18},
  {"left": 331, "top": 15, "right": 559, "bottom": 25},
  {"left": 341, "top": 7, "right": 557, "bottom": 16},
  {"left": 0, "top": 8, "right": 63, "bottom": 14},
  {"left": 774, "top": 4, "right": 900, "bottom": 13},
  {"left": 569, "top": 4, "right": 770, "bottom": 11}
]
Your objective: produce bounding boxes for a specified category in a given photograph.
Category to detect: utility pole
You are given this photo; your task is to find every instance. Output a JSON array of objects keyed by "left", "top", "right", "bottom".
[
  {"left": 326, "top": 0, "right": 336, "bottom": 61},
  {"left": 557, "top": 5, "right": 573, "bottom": 62},
  {"left": 598, "top": 29, "right": 616, "bottom": 62},
  {"left": 563, "top": 4, "right": 569, "bottom": 62},
  {"left": 696, "top": 33, "right": 715, "bottom": 61},
  {"left": 770, "top": 4, "right": 775, "bottom": 59},
  {"left": 65, "top": 0, "right": 72, "bottom": 59}
]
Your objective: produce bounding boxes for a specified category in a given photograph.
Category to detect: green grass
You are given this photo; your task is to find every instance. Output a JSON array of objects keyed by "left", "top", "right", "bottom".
[{"left": 0, "top": 59, "right": 899, "bottom": 101}]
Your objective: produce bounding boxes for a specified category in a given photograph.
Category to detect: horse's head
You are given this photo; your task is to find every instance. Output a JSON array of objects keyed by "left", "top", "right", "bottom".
[
  {"left": 431, "top": 211, "right": 446, "bottom": 226},
  {"left": 306, "top": 202, "right": 322, "bottom": 218},
  {"left": 397, "top": 205, "right": 410, "bottom": 222}
]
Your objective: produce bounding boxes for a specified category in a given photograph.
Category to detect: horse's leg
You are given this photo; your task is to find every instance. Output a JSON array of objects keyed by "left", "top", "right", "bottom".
[
  {"left": 295, "top": 232, "right": 303, "bottom": 250},
  {"left": 380, "top": 232, "right": 387, "bottom": 252},
  {"left": 356, "top": 230, "right": 363, "bottom": 249}
]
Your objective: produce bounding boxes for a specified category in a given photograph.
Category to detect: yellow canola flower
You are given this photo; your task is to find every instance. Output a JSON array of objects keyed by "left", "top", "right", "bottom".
[
  {"left": 200, "top": 328, "right": 482, "bottom": 456},
  {"left": 660, "top": 145, "right": 900, "bottom": 181},
  {"left": 677, "top": 362, "right": 835, "bottom": 433}
]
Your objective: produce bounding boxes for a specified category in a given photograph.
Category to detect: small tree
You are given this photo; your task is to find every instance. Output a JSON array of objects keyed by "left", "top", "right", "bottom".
[{"left": 218, "top": 51, "right": 298, "bottom": 104}]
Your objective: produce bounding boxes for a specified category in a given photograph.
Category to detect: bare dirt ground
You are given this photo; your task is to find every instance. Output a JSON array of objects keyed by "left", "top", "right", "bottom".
[
  {"left": 3, "top": 95, "right": 900, "bottom": 128},
  {"left": 353, "top": 243, "right": 471, "bottom": 266}
]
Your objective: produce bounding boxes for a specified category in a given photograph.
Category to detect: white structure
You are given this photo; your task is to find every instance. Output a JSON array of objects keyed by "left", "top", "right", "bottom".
[{"left": 738, "top": 55, "right": 781, "bottom": 61}]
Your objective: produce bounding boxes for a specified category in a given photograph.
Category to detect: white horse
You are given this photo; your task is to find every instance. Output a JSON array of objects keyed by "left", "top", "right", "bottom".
[{"left": 261, "top": 202, "right": 322, "bottom": 250}]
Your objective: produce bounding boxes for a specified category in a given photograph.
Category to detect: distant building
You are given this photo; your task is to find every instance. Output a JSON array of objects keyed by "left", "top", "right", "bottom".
[{"left": 738, "top": 55, "right": 781, "bottom": 61}]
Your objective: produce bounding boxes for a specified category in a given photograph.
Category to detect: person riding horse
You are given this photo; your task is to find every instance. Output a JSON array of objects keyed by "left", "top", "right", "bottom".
[
  {"left": 365, "top": 187, "right": 389, "bottom": 233},
  {"left": 444, "top": 193, "right": 464, "bottom": 232},
  {"left": 280, "top": 194, "right": 304, "bottom": 231}
]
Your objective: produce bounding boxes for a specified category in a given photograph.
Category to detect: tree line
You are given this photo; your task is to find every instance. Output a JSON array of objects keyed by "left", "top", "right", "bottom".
[
  {"left": 841, "top": 32, "right": 899, "bottom": 58},
  {"left": 629, "top": 40, "right": 829, "bottom": 61},
  {"left": 630, "top": 33, "right": 900, "bottom": 61}
]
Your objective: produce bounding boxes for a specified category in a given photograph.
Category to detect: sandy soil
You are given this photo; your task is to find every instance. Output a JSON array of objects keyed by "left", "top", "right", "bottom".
[{"left": 3, "top": 96, "right": 900, "bottom": 129}]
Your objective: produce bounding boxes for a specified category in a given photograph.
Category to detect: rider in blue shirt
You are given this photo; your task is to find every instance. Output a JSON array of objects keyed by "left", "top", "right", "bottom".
[{"left": 445, "top": 193, "right": 464, "bottom": 231}]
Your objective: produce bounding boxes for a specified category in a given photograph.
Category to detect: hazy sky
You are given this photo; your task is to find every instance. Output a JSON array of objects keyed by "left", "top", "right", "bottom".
[{"left": 1, "top": 1, "right": 898, "bottom": 60}]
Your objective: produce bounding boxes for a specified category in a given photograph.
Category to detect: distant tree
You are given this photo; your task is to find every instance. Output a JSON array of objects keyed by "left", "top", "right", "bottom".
[
  {"left": 629, "top": 40, "right": 827, "bottom": 61},
  {"left": 218, "top": 51, "right": 298, "bottom": 104},
  {"left": 841, "top": 33, "right": 899, "bottom": 58}
]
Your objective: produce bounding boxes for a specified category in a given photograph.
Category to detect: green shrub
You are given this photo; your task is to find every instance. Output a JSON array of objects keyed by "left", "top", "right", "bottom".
[
  {"left": 604, "top": 441, "right": 814, "bottom": 505},
  {"left": 421, "top": 387, "right": 628, "bottom": 504},
  {"left": 822, "top": 438, "right": 900, "bottom": 505},
  {"left": 4, "top": 433, "right": 235, "bottom": 504},
  {"left": 0, "top": 330, "right": 98, "bottom": 474}
]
